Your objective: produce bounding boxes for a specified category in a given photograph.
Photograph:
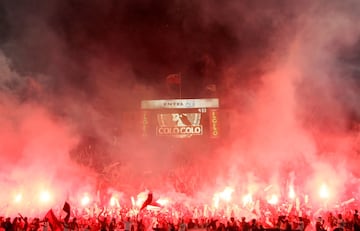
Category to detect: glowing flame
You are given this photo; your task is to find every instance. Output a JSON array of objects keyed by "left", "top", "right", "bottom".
[
  {"left": 304, "top": 194, "right": 309, "bottom": 204},
  {"left": 39, "top": 190, "right": 51, "bottom": 203},
  {"left": 110, "top": 196, "right": 119, "bottom": 207},
  {"left": 156, "top": 198, "right": 169, "bottom": 206},
  {"left": 219, "top": 187, "right": 234, "bottom": 202},
  {"left": 267, "top": 194, "right": 278, "bottom": 205},
  {"left": 242, "top": 193, "right": 253, "bottom": 206},
  {"left": 212, "top": 186, "right": 234, "bottom": 208},
  {"left": 81, "top": 195, "right": 90, "bottom": 206},
  {"left": 288, "top": 186, "right": 296, "bottom": 199},
  {"left": 319, "top": 183, "right": 329, "bottom": 199},
  {"left": 213, "top": 194, "right": 220, "bottom": 208},
  {"left": 14, "top": 193, "right": 22, "bottom": 203}
]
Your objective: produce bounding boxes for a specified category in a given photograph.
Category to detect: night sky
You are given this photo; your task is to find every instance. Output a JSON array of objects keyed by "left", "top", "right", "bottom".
[{"left": 0, "top": 0, "right": 302, "bottom": 98}]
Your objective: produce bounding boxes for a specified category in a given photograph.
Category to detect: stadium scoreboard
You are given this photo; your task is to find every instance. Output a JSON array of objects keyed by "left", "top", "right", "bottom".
[{"left": 141, "top": 98, "right": 220, "bottom": 138}]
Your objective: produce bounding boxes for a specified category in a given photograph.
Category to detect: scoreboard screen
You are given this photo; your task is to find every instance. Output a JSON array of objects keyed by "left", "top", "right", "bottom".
[{"left": 141, "top": 98, "right": 219, "bottom": 138}]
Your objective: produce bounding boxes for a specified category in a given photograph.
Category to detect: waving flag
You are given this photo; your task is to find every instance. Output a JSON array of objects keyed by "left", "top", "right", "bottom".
[
  {"left": 166, "top": 73, "right": 181, "bottom": 85},
  {"left": 63, "top": 201, "right": 71, "bottom": 222},
  {"left": 166, "top": 73, "right": 182, "bottom": 98},
  {"left": 140, "top": 192, "right": 153, "bottom": 211},
  {"left": 206, "top": 84, "right": 217, "bottom": 92},
  {"left": 44, "top": 209, "right": 62, "bottom": 231}
]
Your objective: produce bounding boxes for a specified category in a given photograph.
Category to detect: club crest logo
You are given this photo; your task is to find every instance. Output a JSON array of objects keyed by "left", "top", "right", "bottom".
[{"left": 156, "top": 113, "right": 202, "bottom": 138}]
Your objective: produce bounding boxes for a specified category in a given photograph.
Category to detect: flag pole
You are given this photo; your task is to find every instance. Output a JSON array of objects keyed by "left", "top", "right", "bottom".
[{"left": 179, "top": 72, "right": 182, "bottom": 99}]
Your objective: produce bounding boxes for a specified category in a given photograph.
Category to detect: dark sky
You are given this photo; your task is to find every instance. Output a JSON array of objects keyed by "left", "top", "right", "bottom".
[{"left": 0, "top": 0, "right": 302, "bottom": 100}]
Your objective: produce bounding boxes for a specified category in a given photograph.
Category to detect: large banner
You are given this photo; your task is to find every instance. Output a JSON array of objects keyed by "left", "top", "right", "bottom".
[{"left": 141, "top": 99, "right": 219, "bottom": 138}]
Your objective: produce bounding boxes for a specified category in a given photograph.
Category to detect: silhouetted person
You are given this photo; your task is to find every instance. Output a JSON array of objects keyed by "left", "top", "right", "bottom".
[
  {"left": 137, "top": 219, "right": 146, "bottom": 231},
  {"left": 240, "top": 217, "right": 249, "bottom": 231},
  {"left": 354, "top": 211, "right": 360, "bottom": 231},
  {"left": 3, "top": 218, "right": 12, "bottom": 231},
  {"left": 109, "top": 218, "right": 117, "bottom": 231},
  {"left": 69, "top": 217, "right": 79, "bottom": 231},
  {"left": 227, "top": 217, "right": 239, "bottom": 231},
  {"left": 316, "top": 217, "right": 326, "bottom": 231}
]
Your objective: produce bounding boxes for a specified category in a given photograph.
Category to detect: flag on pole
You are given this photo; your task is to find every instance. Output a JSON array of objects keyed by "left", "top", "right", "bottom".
[
  {"left": 44, "top": 209, "right": 62, "bottom": 231},
  {"left": 140, "top": 192, "right": 153, "bottom": 211},
  {"left": 206, "top": 84, "right": 217, "bottom": 92},
  {"left": 166, "top": 73, "right": 182, "bottom": 98},
  {"left": 63, "top": 201, "right": 71, "bottom": 222},
  {"left": 166, "top": 73, "right": 181, "bottom": 85}
]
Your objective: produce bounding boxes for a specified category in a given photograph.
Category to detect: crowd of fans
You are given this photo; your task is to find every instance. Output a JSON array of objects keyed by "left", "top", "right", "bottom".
[{"left": 1, "top": 208, "right": 360, "bottom": 231}]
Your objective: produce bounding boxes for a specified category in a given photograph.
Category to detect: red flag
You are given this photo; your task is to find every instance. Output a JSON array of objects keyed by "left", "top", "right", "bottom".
[
  {"left": 140, "top": 192, "right": 153, "bottom": 211},
  {"left": 44, "top": 209, "right": 62, "bottom": 231},
  {"left": 206, "top": 84, "right": 217, "bottom": 92},
  {"left": 166, "top": 74, "right": 181, "bottom": 85}
]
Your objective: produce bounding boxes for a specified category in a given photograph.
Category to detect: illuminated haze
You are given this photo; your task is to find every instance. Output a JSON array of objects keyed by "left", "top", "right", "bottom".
[{"left": 0, "top": 0, "right": 359, "bottom": 215}]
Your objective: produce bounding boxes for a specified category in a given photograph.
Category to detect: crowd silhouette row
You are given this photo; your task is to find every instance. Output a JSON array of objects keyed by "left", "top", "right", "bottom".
[{"left": 1, "top": 208, "right": 360, "bottom": 231}]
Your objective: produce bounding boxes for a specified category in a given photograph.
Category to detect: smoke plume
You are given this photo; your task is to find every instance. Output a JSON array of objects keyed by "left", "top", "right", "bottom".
[{"left": 0, "top": 0, "right": 359, "bottom": 215}]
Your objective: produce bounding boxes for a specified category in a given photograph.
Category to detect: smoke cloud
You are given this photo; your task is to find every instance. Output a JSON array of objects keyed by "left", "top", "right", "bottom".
[{"left": 0, "top": 0, "right": 359, "bottom": 215}]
